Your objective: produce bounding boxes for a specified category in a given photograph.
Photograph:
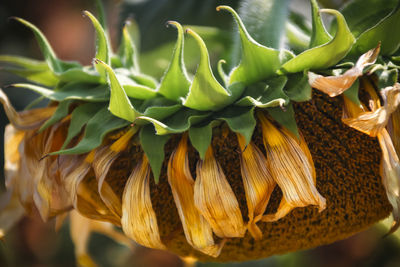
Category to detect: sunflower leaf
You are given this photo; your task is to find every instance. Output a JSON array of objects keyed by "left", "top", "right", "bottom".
[
  {"left": 309, "top": 0, "right": 332, "bottom": 48},
  {"left": 61, "top": 102, "right": 104, "bottom": 149},
  {"left": 343, "top": 79, "right": 361, "bottom": 105},
  {"left": 217, "top": 106, "right": 256, "bottom": 145},
  {"left": 283, "top": 72, "right": 312, "bottom": 102},
  {"left": 39, "top": 100, "right": 74, "bottom": 132},
  {"left": 11, "top": 83, "right": 109, "bottom": 102},
  {"left": 188, "top": 122, "right": 216, "bottom": 160},
  {"left": 183, "top": 28, "right": 245, "bottom": 111},
  {"left": 137, "top": 108, "right": 211, "bottom": 135},
  {"left": 350, "top": 2, "right": 400, "bottom": 56},
  {"left": 139, "top": 124, "right": 170, "bottom": 183},
  {"left": 2, "top": 67, "right": 58, "bottom": 87},
  {"left": 280, "top": 9, "right": 355, "bottom": 73},
  {"left": 157, "top": 21, "right": 190, "bottom": 102},
  {"left": 50, "top": 107, "right": 129, "bottom": 155},
  {"left": 236, "top": 76, "right": 289, "bottom": 107}
]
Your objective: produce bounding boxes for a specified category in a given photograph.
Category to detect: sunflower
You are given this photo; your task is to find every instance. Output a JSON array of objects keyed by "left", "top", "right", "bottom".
[{"left": 1, "top": 0, "right": 400, "bottom": 264}]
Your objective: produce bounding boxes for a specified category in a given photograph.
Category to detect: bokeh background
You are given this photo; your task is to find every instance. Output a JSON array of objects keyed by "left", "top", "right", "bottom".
[{"left": 1, "top": 0, "right": 400, "bottom": 266}]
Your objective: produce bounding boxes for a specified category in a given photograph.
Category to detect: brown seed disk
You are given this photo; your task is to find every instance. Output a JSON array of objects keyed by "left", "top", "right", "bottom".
[{"left": 108, "top": 90, "right": 391, "bottom": 262}]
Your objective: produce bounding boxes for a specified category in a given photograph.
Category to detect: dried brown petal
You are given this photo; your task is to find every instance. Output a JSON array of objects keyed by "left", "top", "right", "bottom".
[
  {"left": 0, "top": 89, "right": 56, "bottom": 130},
  {"left": 121, "top": 156, "right": 165, "bottom": 250},
  {"left": 93, "top": 128, "right": 136, "bottom": 218},
  {"left": 258, "top": 113, "right": 326, "bottom": 222},
  {"left": 343, "top": 83, "right": 400, "bottom": 137},
  {"left": 0, "top": 189, "right": 25, "bottom": 238},
  {"left": 194, "top": 146, "right": 246, "bottom": 238},
  {"left": 4, "top": 124, "right": 24, "bottom": 188},
  {"left": 168, "top": 135, "right": 224, "bottom": 257},
  {"left": 237, "top": 134, "right": 275, "bottom": 240},
  {"left": 309, "top": 44, "right": 380, "bottom": 97}
]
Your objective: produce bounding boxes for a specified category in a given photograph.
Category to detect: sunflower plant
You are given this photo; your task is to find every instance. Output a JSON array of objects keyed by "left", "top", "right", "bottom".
[{"left": 1, "top": 0, "right": 400, "bottom": 265}]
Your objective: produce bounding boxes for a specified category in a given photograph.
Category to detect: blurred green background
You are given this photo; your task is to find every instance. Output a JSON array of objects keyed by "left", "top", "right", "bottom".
[{"left": 1, "top": 0, "right": 400, "bottom": 266}]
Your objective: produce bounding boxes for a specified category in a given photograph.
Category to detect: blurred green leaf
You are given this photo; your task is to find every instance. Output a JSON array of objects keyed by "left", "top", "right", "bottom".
[{"left": 310, "top": 0, "right": 332, "bottom": 48}]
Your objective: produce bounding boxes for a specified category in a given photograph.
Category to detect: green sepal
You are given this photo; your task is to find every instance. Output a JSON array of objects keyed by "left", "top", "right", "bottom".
[
  {"left": 279, "top": 9, "right": 355, "bottom": 73},
  {"left": 267, "top": 103, "right": 299, "bottom": 139},
  {"left": 309, "top": 0, "right": 332, "bottom": 48},
  {"left": 95, "top": 60, "right": 139, "bottom": 122},
  {"left": 2, "top": 67, "right": 58, "bottom": 87},
  {"left": 61, "top": 102, "right": 104, "bottom": 149},
  {"left": 217, "top": 6, "right": 287, "bottom": 85},
  {"left": 137, "top": 108, "right": 210, "bottom": 135},
  {"left": 139, "top": 124, "right": 171, "bottom": 183},
  {"left": 183, "top": 28, "right": 244, "bottom": 111},
  {"left": 188, "top": 121, "right": 219, "bottom": 160},
  {"left": 217, "top": 59, "right": 229, "bottom": 87},
  {"left": 283, "top": 72, "right": 312, "bottom": 102},
  {"left": 157, "top": 21, "right": 191, "bottom": 102},
  {"left": 133, "top": 97, "right": 181, "bottom": 122},
  {"left": 236, "top": 76, "right": 289, "bottom": 108},
  {"left": 0, "top": 55, "right": 48, "bottom": 70},
  {"left": 350, "top": 2, "right": 400, "bottom": 56},
  {"left": 343, "top": 79, "right": 361, "bottom": 105},
  {"left": 131, "top": 73, "right": 158, "bottom": 89},
  {"left": 94, "top": 0, "right": 107, "bottom": 30},
  {"left": 118, "top": 18, "right": 139, "bottom": 71},
  {"left": 217, "top": 106, "right": 256, "bottom": 145},
  {"left": 11, "top": 83, "right": 109, "bottom": 102},
  {"left": 49, "top": 107, "right": 129, "bottom": 155},
  {"left": 84, "top": 11, "right": 111, "bottom": 79},
  {"left": 39, "top": 100, "right": 74, "bottom": 132},
  {"left": 377, "top": 68, "right": 399, "bottom": 89}
]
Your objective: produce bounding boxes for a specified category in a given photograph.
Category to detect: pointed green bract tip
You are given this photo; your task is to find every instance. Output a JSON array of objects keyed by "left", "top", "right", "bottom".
[{"left": 157, "top": 21, "right": 190, "bottom": 101}]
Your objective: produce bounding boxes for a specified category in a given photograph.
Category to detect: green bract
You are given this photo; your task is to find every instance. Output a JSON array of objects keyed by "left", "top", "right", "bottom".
[{"left": 2, "top": 0, "right": 400, "bottom": 182}]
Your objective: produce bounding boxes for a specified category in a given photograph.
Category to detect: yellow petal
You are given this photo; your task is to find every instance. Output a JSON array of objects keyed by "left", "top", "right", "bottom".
[
  {"left": 237, "top": 134, "right": 275, "bottom": 240},
  {"left": 168, "top": 134, "right": 224, "bottom": 257},
  {"left": 194, "top": 146, "right": 246, "bottom": 238},
  {"left": 378, "top": 129, "right": 400, "bottom": 234},
  {"left": 93, "top": 128, "right": 136, "bottom": 218},
  {"left": 4, "top": 124, "right": 24, "bottom": 188},
  {"left": 309, "top": 44, "right": 380, "bottom": 97},
  {"left": 343, "top": 83, "right": 400, "bottom": 137},
  {"left": 121, "top": 156, "right": 165, "bottom": 250},
  {"left": 0, "top": 89, "right": 56, "bottom": 130},
  {"left": 390, "top": 107, "right": 400, "bottom": 156},
  {"left": 258, "top": 113, "right": 326, "bottom": 222}
]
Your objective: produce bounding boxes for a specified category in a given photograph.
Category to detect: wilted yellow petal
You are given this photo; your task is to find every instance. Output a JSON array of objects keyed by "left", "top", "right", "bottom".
[
  {"left": 194, "top": 146, "right": 246, "bottom": 238},
  {"left": 121, "top": 156, "right": 165, "bottom": 250},
  {"left": 309, "top": 44, "right": 380, "bottom": 97},
  {"left": 378, "top": 129, "right": 400, "bottom": 234},
  {"left": 343, "top": 83, "right": 400, "bottom": 137},
  {"left": 236, "top": 134, "right": 275, "bottom": 240},
  {"left": 93, "top": 127, "right": 137, "bottom": 218},
  {"left": 4, "top": 124, "right": 24, "bottom": 188},
  {"left": 258, "top": 113, "right": 326, "bottom": 222},
  {"left": 0, "top": 89, "right": 56, "bottom": 130},
  {"left": 168, "top": 134, "right": 224, "bottom": 257},
  {"left": 390, "top": 107, "right": 400, "bottom": 156},
  {"left": 0, "top": 189, "right": 25, "bottom": 238}
]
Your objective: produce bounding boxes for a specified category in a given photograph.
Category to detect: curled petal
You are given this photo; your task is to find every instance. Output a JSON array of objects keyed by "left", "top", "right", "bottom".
[
  {"left": 168, "top": 135, "right": 224, "bottom": 257},
  {"left": 309, "top": 44, "right": 380, "bottom": 97},
  {"left": 343, "top": 83, "right": 400, "bottom": 137},
  {"left": 378, "top": 129, "right": 400, "bottom": 234},
  {"left": 390, "top": 107, "right": 400, "bottom": 156},
  {"left": 0, "top": 89, "right": 56, "bottom": 130},
  {"left": 121, "top": 156, "right": 165, "bottom": 250},
  {"left": 258, "top": 113, "right": 326, "bottom": 222},
  {"left": 93, "top": 128, "right": 136, "bottom": 218},
  {"left": 237, "top": 134, "right": 275, "bottom": 240},
  {"left": 194, "top": 146, "right": 246, "bottom": 238}
]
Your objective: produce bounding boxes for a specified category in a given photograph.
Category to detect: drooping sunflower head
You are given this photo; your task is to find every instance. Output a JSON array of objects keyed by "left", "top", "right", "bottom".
[{"left": 1, "top": 0, "right": 400, "bottom": 264}]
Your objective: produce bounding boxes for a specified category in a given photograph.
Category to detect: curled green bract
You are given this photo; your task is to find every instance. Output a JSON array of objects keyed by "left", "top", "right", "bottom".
[{"left": 280, "top": 9, "right": 355, "bottom": 73}]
